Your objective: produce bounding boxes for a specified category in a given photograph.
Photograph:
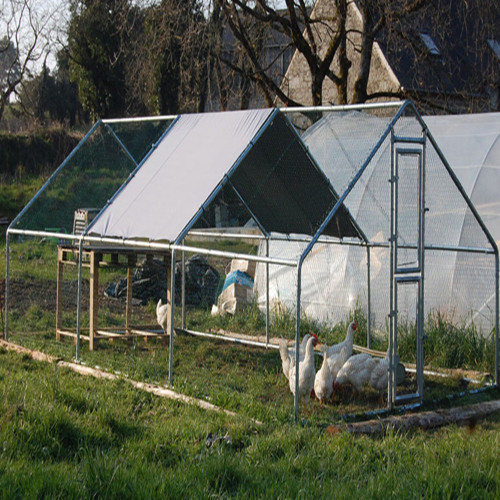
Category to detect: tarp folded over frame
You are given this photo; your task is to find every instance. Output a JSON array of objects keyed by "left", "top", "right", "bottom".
[{"left": 88, "top": 108, "right": 361, "bottom": 243}]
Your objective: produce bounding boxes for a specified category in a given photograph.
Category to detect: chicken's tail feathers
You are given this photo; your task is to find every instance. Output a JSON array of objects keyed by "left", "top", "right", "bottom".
[{"left": 278, "top": 338, "right": 289, "bottom": 362}]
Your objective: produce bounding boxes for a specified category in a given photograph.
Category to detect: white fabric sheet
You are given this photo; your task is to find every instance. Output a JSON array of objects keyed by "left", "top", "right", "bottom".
[{"left": 89, "top": 108, "right": 273, "bottom": 241}]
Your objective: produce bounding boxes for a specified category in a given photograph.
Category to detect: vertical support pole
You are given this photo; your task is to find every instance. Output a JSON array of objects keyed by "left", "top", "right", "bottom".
[
  {"left": 126, "top": 255, "right": 135, "bottom": 336},
  {"left": 366, "top": 245, "right": 372, "bottom": 349},
  {"left": 168, "top": 249, "right": 176, "bottom": 387},
  {"left": 294, "top": 262, "right": 302, "bottom": 421},
  {"left": 265, "top": 237, "right": 270, "bottom": 347},
  {"left": 4, "top": 231, "right": 10, "bottom": 341},
  {"left": 56, "top": 246, "right": 64, "bottom": 341},
  {"left": 495, "top": 251, "right": 499, "bottom": 387},
  {"left": 164, "top": 253, "right": 172, "bottom": 336},
  {"left": 89, "top": 251, "right": 100, "bottom": 351},
  {"left": 181, "top": 243, "right": 186, "bottom": 330},
  {"left": 418, "top": 133, "right": 426, "bottom": 402},
  {"left": 76, "top": 238, "right": 83, "bottom": 361},
  {"left": 388, "top": 129, "right": 396, "bottom": 410}
]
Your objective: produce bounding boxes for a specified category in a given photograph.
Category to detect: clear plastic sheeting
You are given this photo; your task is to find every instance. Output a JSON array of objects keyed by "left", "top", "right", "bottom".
[
  {"left": 254, "top": 106, "right": 498, "bottom": 334},
  {"left": 424, "top": 112, "right": 500, "bottom": 248}
]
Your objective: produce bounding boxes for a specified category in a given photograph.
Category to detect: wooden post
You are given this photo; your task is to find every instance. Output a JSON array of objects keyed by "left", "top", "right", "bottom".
[
  {"left": 126, "top": 254, "right": 136, "bottom": 336},
  {"left": 55, "top": 247, "right": 64, "bottom": 341},
  {"left": 89, "top": 251, "right": 100, "bottom": 350}
]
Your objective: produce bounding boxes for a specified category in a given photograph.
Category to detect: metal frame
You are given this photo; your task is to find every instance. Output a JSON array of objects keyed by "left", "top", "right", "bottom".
[
  {"left": 389, "top": 141, "right": 426, "bottom": 408},
  {"left": 4, "top": 100, "right": 499, "bottom": 422}
]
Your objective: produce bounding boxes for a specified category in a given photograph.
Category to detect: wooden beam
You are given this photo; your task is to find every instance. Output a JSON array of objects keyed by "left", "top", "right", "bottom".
[
  {"left": 126, "top": 263, "right": 133, "bottom": 336},
  {"left": 0, "top": 339, "right": 262, "bottom": 424},
  {"left": 56, "top": 247, "right": 64, "bottom": 341},
  {"left": 89, "top": 251, "right": 99, "bottom": 351}
]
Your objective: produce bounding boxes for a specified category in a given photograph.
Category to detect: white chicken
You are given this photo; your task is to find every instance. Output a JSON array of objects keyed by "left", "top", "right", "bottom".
[
  {"left": 278, "top": 333, "right": 318, "bottom": 381},
  {"left": 369, "top": 351, "right": 390, "bottom": 396},
  {"left": 325, "top": 320, "right": 357, "bottom": 380},
  {"left": 156, "top": 298, "right": 169, "bottom": 334},
  {"left": 369, "top": 350, "right": 406, "bottom": 400},
  {"left": 335, "top": 352, "right": 377, "bottom": 396},
  {"left": 314, "top": 350, "right": 334, "bottom": 403},
  {"left": 288, "top": 336, "right": 316, "bottom": 406}
]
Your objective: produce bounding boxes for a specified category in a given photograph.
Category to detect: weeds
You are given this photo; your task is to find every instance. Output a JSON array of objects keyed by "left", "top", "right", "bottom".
[{"left": 398, "top": 311, "right": 495, "bottom": 373}]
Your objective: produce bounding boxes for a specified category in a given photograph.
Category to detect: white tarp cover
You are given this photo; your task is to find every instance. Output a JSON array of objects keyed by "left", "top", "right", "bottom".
[{"left": 89, "top": 108, "right": 273, "bottom": 241}]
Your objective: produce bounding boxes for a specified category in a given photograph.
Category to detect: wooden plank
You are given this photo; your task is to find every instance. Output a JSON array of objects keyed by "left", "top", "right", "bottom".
[
  {"left": 89, "top": 251, "right": 99, "bottom": 351},
  {"left": 55, "top": 360, "right": 262, "bottom": 424},
  {"left": 125, "top": 257, "right": 134, "bottom": 335},
  {"left": 57, "top": 330, "right": 90, "bottom": 341},
  {"left": 0, "top": 339, "right": 60, "bottom": 362},
  {"left": 55, "top": 247, "right": 64, "bottom": 341}
]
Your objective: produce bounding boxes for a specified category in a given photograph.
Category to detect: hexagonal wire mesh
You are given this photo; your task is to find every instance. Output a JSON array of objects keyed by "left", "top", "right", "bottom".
[
  {"left": 5, "top": 104, "right": 497, "bottom": 387},
  {"left": 11, "top": 118, "right": 174, "bottom": 236}
]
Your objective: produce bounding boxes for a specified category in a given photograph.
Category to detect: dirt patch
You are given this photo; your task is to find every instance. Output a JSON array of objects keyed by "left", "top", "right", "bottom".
[{"left": 0, "top": 278, "right": 139, "bottom": 316}]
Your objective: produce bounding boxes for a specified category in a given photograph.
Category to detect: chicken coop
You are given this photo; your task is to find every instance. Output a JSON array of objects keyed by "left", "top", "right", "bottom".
[{"left": 5, "top": 101, "right": 499, "bottom": 418}]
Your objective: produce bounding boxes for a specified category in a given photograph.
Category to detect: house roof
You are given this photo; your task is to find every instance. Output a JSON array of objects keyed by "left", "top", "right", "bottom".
[{"left": 375, "top": 0, "right": 499, "bottom": 100}]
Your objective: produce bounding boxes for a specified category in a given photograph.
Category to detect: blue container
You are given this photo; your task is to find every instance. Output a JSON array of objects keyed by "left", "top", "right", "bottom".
[{"left": 221, "top": 270, "right": 254, "bottom": 292}]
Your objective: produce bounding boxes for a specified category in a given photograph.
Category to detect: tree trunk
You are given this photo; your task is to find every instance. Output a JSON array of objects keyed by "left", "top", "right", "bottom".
[{"left": 352, "top": 5, "right": 376, "bottom": 104}]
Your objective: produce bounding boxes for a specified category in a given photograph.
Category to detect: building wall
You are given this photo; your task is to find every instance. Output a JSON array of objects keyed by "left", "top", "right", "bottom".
[{"left": 280, "top": 1, "right": 400, "bottom": 106}]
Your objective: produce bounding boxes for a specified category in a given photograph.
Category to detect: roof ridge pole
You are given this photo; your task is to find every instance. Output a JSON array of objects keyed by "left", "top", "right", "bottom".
[
  {"left": 85, "top": 115, "right": 181, "bottom": 236},
  {"left": 280, "top": 101, "right": 403, "bottom": 113},
  {"left": 102, "top": 114, "right": 178, "bottom": 124}
]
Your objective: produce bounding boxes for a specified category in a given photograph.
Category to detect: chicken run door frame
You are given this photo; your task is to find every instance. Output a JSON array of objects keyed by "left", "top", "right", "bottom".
[{"left": 389, "top": 133, "right": 426, "bottom": 408}]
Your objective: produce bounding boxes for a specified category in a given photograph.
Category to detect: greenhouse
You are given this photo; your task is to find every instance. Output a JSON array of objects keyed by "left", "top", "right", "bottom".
[{"left": 5, "top": 101, "right": 499, "bottom": 417}]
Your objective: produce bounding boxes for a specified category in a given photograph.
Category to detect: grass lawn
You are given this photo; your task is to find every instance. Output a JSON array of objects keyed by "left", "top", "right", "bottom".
[
  {"left": 0, "top": 346, "right": 499, "bottom": 499},
  {"left": 2, "top": 238, "right": 500, "bottom": 497}
]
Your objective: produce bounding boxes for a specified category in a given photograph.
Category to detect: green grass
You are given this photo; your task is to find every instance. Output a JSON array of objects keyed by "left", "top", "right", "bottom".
[
  {"left": 2, "top": 241, "right": 500, "bottom": 497},
  {"left": 0, "top": 348, "right": 499, "bottom": 498},
  {"left": 398, "top": 311, "right": 496, "bottom": 374},
  {"left": 0, "top": 175, "right": 45, "bottom": 220}
]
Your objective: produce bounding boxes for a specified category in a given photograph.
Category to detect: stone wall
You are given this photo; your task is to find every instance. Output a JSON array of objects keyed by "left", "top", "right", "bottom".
[{"left": 279, "top": 0, "right": 400, "bottom": 106}]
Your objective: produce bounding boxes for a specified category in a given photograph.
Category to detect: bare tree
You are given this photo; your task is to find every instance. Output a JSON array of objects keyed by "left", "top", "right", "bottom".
[
  {"left": 217, "top": 0, "right": 498, "bottom": 111},
  {"left": 0, "top": 0, "right": 61, "bottom": 123},
  {"left": 215, "top": 1, "right": 438, "bottom": 106}
]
